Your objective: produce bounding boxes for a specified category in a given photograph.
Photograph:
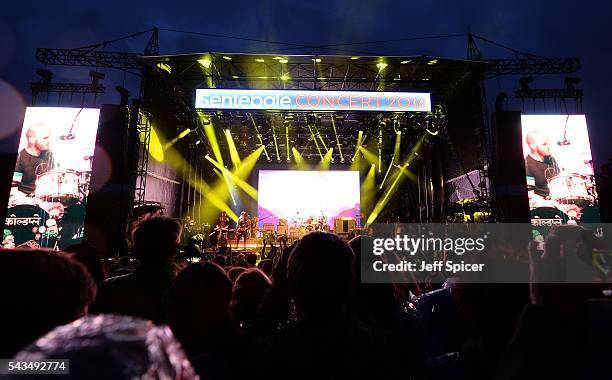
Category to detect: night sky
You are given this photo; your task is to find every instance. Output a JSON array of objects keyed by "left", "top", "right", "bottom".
[{"left": 1, "top": 1, "right": 610, "bottom": 166}]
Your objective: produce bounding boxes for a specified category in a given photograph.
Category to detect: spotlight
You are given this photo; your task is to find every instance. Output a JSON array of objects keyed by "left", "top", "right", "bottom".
[
  {"left": 376, "top": 62, "right": 388, "bottom": 71},
  {"left": 564, "top": 77, "right": 581, "bottom": 90},
  {"left": 89, "top": 71, "right": 105, "bottom": 85},
  {"left": 198, "top": 58, "right": 212, "bottom": 69},
  {"left": 519, "top": 77, "right": 533, "bottom": 91},
  {"left": 36, "top": 69, "right": 53, "bottom": 83}
]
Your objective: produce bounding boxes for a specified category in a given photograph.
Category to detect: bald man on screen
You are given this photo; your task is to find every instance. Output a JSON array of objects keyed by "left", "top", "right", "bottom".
[
  {"left": 525, "top": 130, "right": 560, "bottom": 198},
  {"left": 14, "top": 123, "right": 55, "bottom": 194}
]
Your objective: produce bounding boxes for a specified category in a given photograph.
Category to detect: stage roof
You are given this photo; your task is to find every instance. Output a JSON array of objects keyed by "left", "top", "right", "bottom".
[{"left": 143, "top": 52, "right": 486, "bottom": 92}]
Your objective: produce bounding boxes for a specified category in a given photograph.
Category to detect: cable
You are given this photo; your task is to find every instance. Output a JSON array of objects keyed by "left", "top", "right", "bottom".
[
  {"left": 160, "top": 28, "right": 466, "bottom": 56},
  {"left": 73, "top": 28, "right": 155, "bottom": 51},
  {"left": 472, "top": 34, "right": 547, "bottom": 59}
]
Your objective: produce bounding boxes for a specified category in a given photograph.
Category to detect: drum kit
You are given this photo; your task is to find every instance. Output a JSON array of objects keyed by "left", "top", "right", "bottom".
[
  {"left": 531, "top": 172, "right": 598, "bottom": 224},
  {"left": 286, "top": 212, "right": 329, "bottom": 240},
  {"left": 6, "top": 168, "right": 91, "bottom": 249}
]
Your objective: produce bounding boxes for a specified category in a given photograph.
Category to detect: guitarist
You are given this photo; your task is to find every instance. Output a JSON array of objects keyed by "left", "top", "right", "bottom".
[
  {"left": 214, "top": 211, "right": 230, "bottom": 250},
  {"left": 235, "top": 211, "right": 250, "bottom": 250}
]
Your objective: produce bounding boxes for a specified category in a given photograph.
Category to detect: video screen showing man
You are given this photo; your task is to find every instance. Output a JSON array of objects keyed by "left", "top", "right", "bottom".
[
  {"left": 524, "top": 130, "right": 560, "bottom": 198},
  {"left": 4, "top": 107, "right": 101, "bottom": 250},
  {"left": 13, "top": 123, "right": 55, "bottom": 195}
]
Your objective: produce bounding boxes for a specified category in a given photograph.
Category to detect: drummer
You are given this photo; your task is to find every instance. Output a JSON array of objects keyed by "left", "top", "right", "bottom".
[{"left": 13, "top": 123, "right": 55, "bottom": 195}]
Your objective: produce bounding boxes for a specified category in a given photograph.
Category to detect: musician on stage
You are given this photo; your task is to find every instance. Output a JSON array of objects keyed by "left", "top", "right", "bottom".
[
  {"left": 214, "top": 211, "right": 230, "bottom": 249},
  {"left": 249, "top": 215, "right": 259, "bottom": 239},
  {"left": 13, "top": 123, "right": 55, "bottom": 195},
  {"left": 236, "top": 211, "right": 250, "bottom": 250}
]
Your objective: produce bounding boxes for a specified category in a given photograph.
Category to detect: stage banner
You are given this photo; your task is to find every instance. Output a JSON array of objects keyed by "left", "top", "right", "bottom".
[
  {"left": 521, "top": 115, "right": 600, "bottom": 227},
  {"left": 3, "top": 107, "right": 100, "bottom": 250},
  {"left": 195, "top": 89, "right": 431, "bottom": 112}
]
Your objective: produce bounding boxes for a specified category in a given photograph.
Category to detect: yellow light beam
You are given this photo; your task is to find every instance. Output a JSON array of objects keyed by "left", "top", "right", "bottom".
[
  {"left": 224, "top": 129, "right": 242, "bottom": 169},
  {"left": 331, "top": 116, "right": 344, "bottom": 162},
  {"left": 285, "top": 125, "right": 291, "bottom": 161},
  {"left": 206, "top": 147, "right": 263, "bottom": 200},
  {"left": 308, "top": 124, "right": 324, "bottom": 160},
  {"left": 291, "top": 147, "right": 309, "bottom": 170},
  {"left": 379, "top": 131, "right": 401, "bottom": 189},
  {"left": 359, "top": 147, "right": 378, "bottom": 166},
  {"left": 361, "top": 164, "right": 376, "bottom": 214},
  {"left": 200, "top": 114, "right": 223, "bottom": 165},
  {"left": 318, "top": 148, "right": 333, "bottom": 170},
  {"left": 272, "top": 124, "right": 281, "bottom": 161},
  {"left": 366, "top": 132, "right": 426, "bottom": 224},
  {"left": 378, "top": 128, "right": 382, "bottom": 173}
]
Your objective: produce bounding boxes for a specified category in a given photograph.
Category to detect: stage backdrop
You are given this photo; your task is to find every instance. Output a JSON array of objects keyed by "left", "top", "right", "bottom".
[
  {"left": 521, "top": 115, "right": 599, "bottom": 225},
  {"left": 3, "top": 107, "right": 100, "bottom": 249},
  {"left": 257, "top": 170, "right": 360, "bottom": 229}
]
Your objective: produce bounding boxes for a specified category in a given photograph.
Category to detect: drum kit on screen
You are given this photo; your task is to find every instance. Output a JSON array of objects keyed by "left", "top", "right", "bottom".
[
  {"left": 7, "top": 169, "right": 91, "bottom": 249},
  {"left": 530, "top": 173, "right": 599, "bottom": 225},
  {"left": 285, "top": 212, "right": 329, "bottom": 240}
]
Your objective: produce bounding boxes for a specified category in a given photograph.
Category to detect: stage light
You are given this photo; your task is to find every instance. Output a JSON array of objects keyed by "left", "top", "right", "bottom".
[
  {"left": 350, "top": 130, "right": 364, "bottom": 168},
  {"left": 255, "top": 58, "right": 265, "bottom": 63},
  {"left": 350, "top": 56, "right": 360, "bottom": 60},
  {"left": 367, "top": 133, "right": 425, "bottom": 224},
  {"left": 199, "top": 113, "right": 223, "bottom": 165},
  {"left": 308, "top": 124, "right": 324, "bottom": 160},
  {"left": 278, "top": 59, "right": 288, "bottom": 64},
  {"left": 196, "top": 140, "right": 202, "bottom": 146},
  {"left": 331, "top": 116, "right": 343, "bottom": 163},
  {"left": 291, "top": 147, "right": 309, "bottom": 170},
  {"left": 222, "top": 56, "right": 232, "bottom": 61},
  {"left": 232, "top": 75, "right": 239, "bottom": 79},
  {"left": 163, "top": 128, "right": 192, "bottom": 151},
  {"left": 198, "top": 58, "right": 212, "bottom": 69},
  {"left": 281, "top": 73, "right": 290, "bottom": 81},
  {"left": 318, "top": 148, "right": 334, "bottom": 170},
  {"left": 156, "top": 63, "right": 172, "bottom": 74},
  {"left": 378, "top": 128, "right": 382, "bottom": 173},
  {"left": 259, "top": 76, "right": 268, "bottom": 79},
  {"left": 273, "top": 56, "right": 284, "bottom": 60},
  {"left": 379, "top": 129, "right": 401, "bottom": 189},
  {"left": 427, "top": 59, "right": 438, "bottom": 65},
  {"left": 224, "top": 129, "right": 242, "bottom": 169},
  {"left": 400, "top": 60, "right": 411, "bottom": 64},
  {"left": 361, "top": 164, "right": 376, "bottom": 215},
  {"left": 285, "top": 125, "right": 291, "bottom": 160},
  {"left": 376, "top": 62, "right": 388, "bottom": 71},
  {"left": 272, "top": 124, "right": 281, "bottom": 162},
  {"left": 312, "top": 58, "right": 322, "bottom": 63},
  {"left": 36, "top": 69, "right": 53, "bottom": 83}
]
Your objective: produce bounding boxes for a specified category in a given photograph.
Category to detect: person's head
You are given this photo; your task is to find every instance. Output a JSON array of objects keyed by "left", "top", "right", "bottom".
[
  {"left": 230, "top": 268, "right": 271, "bottom": 325},
  {"left": 288, "top": 232, "right": 355, "bottom": 317},
  {"left": 526, "top": 130, "right": 551, "bottom": 158},
  {"left": 2, "top": 229, "right": 15, "bottom": 249},
  {"left": 132, "top": 216, "right": 181, "bottom": 266},
  {"left": 245, "top": 253, "right": 258, "bottom": 267},
  {"left": 13, "top": 315, "right": 197, "bottom": 380},
  {"left": 0, "top": 249, "right": 96, "bottom": 357},
  {"left": 63, "top": 243, "right": 107, "bottom": 283},
  {"left": 167, "top": 262, "right": 232, "bottom": 343},
  {"left": 25, "top": 123, "right": 51, "bottom": 153},
  {"left": 221, "top": 211, "right": 227, "bottom": 217},
  {"left": 227, "top": 266, "right": 247, "bottom": 282}
]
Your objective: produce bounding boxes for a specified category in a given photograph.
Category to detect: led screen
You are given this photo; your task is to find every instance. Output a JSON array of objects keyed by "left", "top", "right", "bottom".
[
  {"left": 521, "top": 115, "right": 599, "bottom": 225},
  {"left": 257, "top": 170, "right": 360, "bottom": 230},
  {"left": 3, "top": 107, "right": 100, "bottom": 249}
]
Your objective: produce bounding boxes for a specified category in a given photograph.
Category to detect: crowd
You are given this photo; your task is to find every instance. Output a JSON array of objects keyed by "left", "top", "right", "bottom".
[{"left": 1, "top": 215, "right": 611, "bottom": 379}]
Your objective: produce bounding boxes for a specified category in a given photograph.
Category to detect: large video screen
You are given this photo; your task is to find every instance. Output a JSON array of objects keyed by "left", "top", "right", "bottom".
[
  {"left": 257, "top": 170, "right": 360, "bottom": 231},
  {"left": 3, "top": 107, "right": 100, "bottom": 250},
  {"left": 521, "top": 115, "right": 599, "bottom": 225}
]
